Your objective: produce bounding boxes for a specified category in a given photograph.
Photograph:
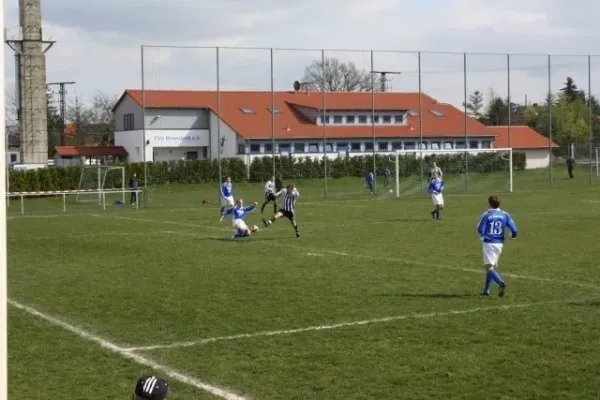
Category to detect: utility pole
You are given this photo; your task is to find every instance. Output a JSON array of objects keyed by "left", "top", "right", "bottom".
[
  {"left": 47, "top": 81, "right": 75, "bottom": 145},
  {"left": 370, "top": 70, "right": 402, "bottom": 92}
]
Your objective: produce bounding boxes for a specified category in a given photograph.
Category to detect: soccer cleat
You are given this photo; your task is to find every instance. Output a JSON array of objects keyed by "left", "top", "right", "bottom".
[
  {"left": 231, "top": 233, "right": 237, "bottom": 239},
  {"left": 431, "top": 211, "right": 435, "bottom": 219},
  {"left": 296, "top": 231, "right": 300, "bottom": 238},
  {"left": 498, "top": 282, "right": 506, "bottom": 297},
  {"left": 262, "top": 218, "right": 269, "bottom": 227},
  {"left": 480, "top": 290, "right": 490, "bottom": 296}
]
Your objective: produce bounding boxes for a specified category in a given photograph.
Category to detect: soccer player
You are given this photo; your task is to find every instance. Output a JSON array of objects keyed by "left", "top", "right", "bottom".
[
  {"left": 129, "top": 172, "right": 138, "bottom": 206},
  {"left": 220, "top": 176, "right": 233, "bottom": 215},
  {"left": 220, "top": 198, "right": 260, "bottom": 239},
  {"left": 262, "top": 184, "right": 300, "bottom": 238},
  {"left": 365, "top": 171, "right": 374, "bottom": 194},
  {"left": 383, "top": 168, "right": 391, "bottom": 188},
  {"left": 261, "top": 175, "right": 278, "bottom": 214},
  {"left": 428, "top": 162, "right": 443, "bottom": 179},
  {"left": 427, "top": 173, "right": 444, "bottom": 220},
  {"left": 476, "top": 195, "right": 518, "bottom": 297}
]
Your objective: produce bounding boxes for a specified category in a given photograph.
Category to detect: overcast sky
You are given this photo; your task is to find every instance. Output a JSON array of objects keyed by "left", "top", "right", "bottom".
[{"left": 4, "top": 0, "right": 600, "bottom": 108}]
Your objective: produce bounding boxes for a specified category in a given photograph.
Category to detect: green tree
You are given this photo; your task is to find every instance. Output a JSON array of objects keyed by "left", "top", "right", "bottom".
[
  {"left": 560, "top": 77, "right": 585, "bottom": 103},
  {"left": 463, "top": 90, "right": 484, "bottom": 120}
]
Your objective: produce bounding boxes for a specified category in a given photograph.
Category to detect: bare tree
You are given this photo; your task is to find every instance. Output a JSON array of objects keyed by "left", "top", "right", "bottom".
[
  {"left": 66, "top": 91, "right": 117, "bottom": 146},
  {"left": 301, "top": 58, "right": 382, "bottom": 92},
  {"left": 5, "top": 85, "right": 20, "bottom": 147}
]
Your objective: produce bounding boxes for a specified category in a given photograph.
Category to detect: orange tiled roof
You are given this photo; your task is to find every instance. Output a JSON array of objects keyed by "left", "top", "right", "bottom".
[
  {"left": 489, "top": 126, "right": 558, "bottom": 149},
  {"left": 116, "top": 89, "right": 496, "bottom": 139},
  {"left": 54, "top": 146, "right": 128, "bottom": 157}
]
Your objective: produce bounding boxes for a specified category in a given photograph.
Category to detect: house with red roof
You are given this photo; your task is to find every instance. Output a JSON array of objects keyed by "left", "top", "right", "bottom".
[{"left": 112, "top": 89, "right": 557, "bottom": 169}]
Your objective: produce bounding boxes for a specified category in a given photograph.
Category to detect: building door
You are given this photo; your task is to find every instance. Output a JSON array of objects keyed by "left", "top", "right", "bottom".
[
  {"left": 202, "top": 147, "right": 208, "bottom": 159},
  {"left": 186, "top": 151, "right": 198, "bottom": 160}
]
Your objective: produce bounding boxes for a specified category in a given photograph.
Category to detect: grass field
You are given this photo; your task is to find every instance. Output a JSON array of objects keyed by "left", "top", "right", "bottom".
[{"left": 7, "top": 167, "right": 600, "bottom": 399}]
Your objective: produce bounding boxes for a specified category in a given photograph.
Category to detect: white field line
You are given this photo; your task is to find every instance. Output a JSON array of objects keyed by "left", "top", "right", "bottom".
[
  {"left": 8, "top": 299, "right": 248, "bottom": 400},
  {"left": 98, "top": 215, "right": 600, "bottom": 292},
  {"left": 124, "top": 300, "right": 576, "bottom": 352},
  {"left": 7, "top": 230, "right": 179, "bottom": 241}
]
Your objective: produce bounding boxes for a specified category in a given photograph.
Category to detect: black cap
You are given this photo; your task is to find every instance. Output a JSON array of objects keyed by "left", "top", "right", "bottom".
[{"left": 134, "top": 376, "right": 171, "bottom": 400}]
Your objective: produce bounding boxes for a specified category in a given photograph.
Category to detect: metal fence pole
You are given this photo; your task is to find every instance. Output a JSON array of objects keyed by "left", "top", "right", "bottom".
[
  {"left": 371, "top": 50, "right": 376, "bottom": 195},
  {"left": 589, "top": 54, "right": 593, "bottom": 184},
  {"left": 418, "top": 52, "right": 423, "bottom": 191},
  {"left": 463, "top": 53, "right": 469, "bottom": 191},
  {"left": 507, "top": 54, "right": 512, "bottom": 149},
  {"left": 548, "top": 55, "right": 553, "bottom": 186},
  {"left": 270, "top": 48, "right": 276, "bottom": 178},
  {"left": 216, "top": 47, "right": 222, "bottom": 193},
  {"left": 321, "top": 49, "right": 328, "bottom": 197},
  {"left": 140, "top": 45, "right": 148, "bottom": 207}
]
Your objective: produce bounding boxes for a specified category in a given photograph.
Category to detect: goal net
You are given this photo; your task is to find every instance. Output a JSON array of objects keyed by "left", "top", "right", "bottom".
[
  {"left": 75, "top": 166, "right": 126, "bottom": 205},
  {"left": 394, "top": 148, "right": 513, "bottom": 197}
]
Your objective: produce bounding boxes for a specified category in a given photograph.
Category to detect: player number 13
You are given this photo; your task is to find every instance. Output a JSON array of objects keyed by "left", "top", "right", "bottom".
[{"left": 487, "top": 220, "right": 503, "bottom": 235}]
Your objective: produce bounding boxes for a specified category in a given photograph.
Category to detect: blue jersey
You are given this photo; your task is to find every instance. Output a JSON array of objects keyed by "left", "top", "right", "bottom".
[
  {"left": 477, "top": 208, "right": 517, "bottom": 244},
  {"left": 221, "top": 182, "right": 232, "bottom": 198},
  {"left": 427, "top": 178, "right": 444, "bottom": 194},
  {"left": 222, "top": 205, "right": 255, "bottom": 220},
  {"left": 383, "top": 169, "right": 390, "bottom": 178},
  {"left": 129, "top": 176, "right": 138, "bottom": 189},
  {"left": 365, "top": 172, "right": 374, "bottom": 184}
]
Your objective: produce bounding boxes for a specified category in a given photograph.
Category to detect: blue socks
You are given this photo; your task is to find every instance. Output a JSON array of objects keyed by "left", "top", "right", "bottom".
[{"left": 484, "top": 268, "right": 504, "bottom": 293}]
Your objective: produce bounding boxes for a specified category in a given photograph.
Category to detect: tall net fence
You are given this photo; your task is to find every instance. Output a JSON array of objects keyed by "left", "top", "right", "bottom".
[{"left": 114, "top": 47, "right": 600, "bottom": 210}]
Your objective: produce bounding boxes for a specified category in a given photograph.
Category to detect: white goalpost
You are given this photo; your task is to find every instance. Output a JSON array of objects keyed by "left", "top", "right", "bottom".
[
  {"left": 76, "top": 166, "right": 126, "bottom": 204},
  {"left": 394, "top": 148, "right": 513, "bottom": 197}
]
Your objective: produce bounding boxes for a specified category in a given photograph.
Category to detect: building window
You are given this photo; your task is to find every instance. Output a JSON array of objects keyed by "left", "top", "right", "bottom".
[
  {"left": 469, "top": 140, "right": 479, "bottom": 149},
  {"left": 321, "top": 115, "right": 330, "bottom": 124},
  {"left": 455, "top": 141, "right": 466, "bottom": 149},
  {"left": 365, "top": 142, "right": 374, "bottom": 151},
  {"left": 419, "top": 142, "right": 428, "bottom": 150},
  {"left": 325, "top": 142, "right": 333, "bottom": 152},
  {"left": 392, "top": 142, "right": 402, "bottom": 150},
  {"left": 358, "top": 115, "right": 368, "bottom": 124},
  {"left": 378, "top": 142, "right": 388, "bottom": 151},
  {"left": 250, "top": 144, "right": 261, "bottom": 153},
  {"left": 333, "top": 115, "right": 343, "bottom": 124},
  {"left": 404, "top": 142, "right": 416, "bottom": 150},
  {"left": 351, "top": 142, "right": 361, "bottom": 152},
  {"left": 268, "top": 107, "right": 281, "bottom": 114},
  {"left": 482, "top": 140, "right": 492, "bottom": 149},
  {"left": 430, "top": 141, "right": 440, "bottom": 150},
  {"left": 294, "top": 143, "right": 305, "bottom": 153},
  {"left": 373, "top": 115, "right": 380, "bottom": 123},
  {"left": 123, "top": 114, "right": 134, "bottom": 130},
  {"left": 309, "top": 143, "right": 319, "bottom": 152},
  {"left": 10, "top": 154, "right": 17, "bottom": 163},
  {"left": 382, "top": 115, "right": 392, "bottom": 124},
  {"left": 394, "top": 115, "right": 404, "bottom": 124},
  {"left": 337, "top": 142, "right": 348, "bottom": 151},
  {"left": 346, "top": 115, "right": 355, "bottom": 124},
  {"left": 279, "top": 143, "right": 291, "bottom": 154},
  {"left": 186, "top": 151, "right": 198, "bottom": 160},
  {"left": 444, "top": 141, "right": 453, "bottom": 149},
  {"left": 238, "top": 144, "right": 245, "bottom": 154},
  {"left": 264, "top": 143, "right": 273, "bottom": 153}
]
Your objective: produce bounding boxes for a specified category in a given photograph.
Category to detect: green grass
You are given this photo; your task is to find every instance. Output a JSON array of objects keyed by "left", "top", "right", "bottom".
[{"left": 7, "top": 167, "right": 600, "bottom": 399}]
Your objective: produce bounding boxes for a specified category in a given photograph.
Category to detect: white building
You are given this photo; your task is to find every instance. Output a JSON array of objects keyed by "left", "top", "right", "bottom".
[{"left": 112, "top": 89, "right": 557, "bottom": 169}]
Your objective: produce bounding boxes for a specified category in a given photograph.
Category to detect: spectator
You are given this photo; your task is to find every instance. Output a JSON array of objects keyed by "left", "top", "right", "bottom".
[
  {"left": 566, "top": 156, "right": 575, "bottom": 179},
  {"left": 129, "top": 173, "right": 138, "bottom": 206},
  {"left": 133, "top": 376, "right": 171, "bottom": 400}
]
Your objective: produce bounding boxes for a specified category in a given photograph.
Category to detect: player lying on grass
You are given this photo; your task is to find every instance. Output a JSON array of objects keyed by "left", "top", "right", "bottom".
[
  {"left": 262, "top": 184, "right": 300, "bottom": 238},
  {"left": 477, "top": 195, "right": 518, "bottom": 297},
  {"left": 427, "top": 173, "right": 444, "bottom": 220},
  {"left": 220, "top": 198, "right": 260, "bottom": 239}
]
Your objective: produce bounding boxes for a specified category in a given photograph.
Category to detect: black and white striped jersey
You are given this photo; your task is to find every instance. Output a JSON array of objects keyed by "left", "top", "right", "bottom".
[{"left": 281, "top": 189, "right": 299, "bottom": 212}]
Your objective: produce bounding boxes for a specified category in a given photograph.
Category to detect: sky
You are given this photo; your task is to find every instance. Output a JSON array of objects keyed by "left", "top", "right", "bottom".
[{"left": 4, "top": 0, "right": 600, "bottom": 109}]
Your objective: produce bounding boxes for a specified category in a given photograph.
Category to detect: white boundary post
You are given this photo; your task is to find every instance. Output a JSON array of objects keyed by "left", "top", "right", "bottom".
[
  {"left": 509, "top": 148, "right": 513, "bottom": 192},
  {"left": 62, "top": 193, "right": 66, "bottom": 212},
  {"left": 20, "top": 195, "right": 24, "bottom": 215},
  {"left": 596, "top": 148, "right": 599, "bottom": 177}
]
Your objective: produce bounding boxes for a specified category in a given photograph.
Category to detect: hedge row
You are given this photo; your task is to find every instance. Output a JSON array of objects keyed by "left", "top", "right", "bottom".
[{"left": 7, "top": 152, "right": 526, "bottom": 192}]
